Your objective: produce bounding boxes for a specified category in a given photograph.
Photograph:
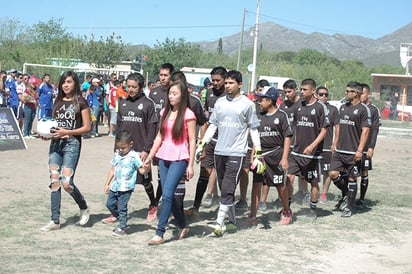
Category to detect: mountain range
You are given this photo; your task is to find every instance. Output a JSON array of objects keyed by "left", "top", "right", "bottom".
[{"left": 196, "top": 21, "right": 412, "bottom": 67}]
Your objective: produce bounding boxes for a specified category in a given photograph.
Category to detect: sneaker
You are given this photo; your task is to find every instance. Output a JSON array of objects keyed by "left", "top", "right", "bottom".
[
  {"left": 102, "top": 215, "right": 117, "bottom": 224},
  {"left": 235, "top": 199, "right": 248, "bottom": 210},
  {"left": 339, "top": 196, "right": 348, "bottom": 211},
  {"left": 109, "top": 133, "right": 115, "bottom": 138},
  {"left": 208, "top": 222, "right": 226, "bottom": 237},
  {"left": 258, "top": 202, "right": 267, "bottom": 212},
  {"left": 79, "top": 204, "right": 91, "bottom": 226},
  {"left": 280, "top": 209, "right": 293, "bottom": 225},
  {"left": 112, "top": 227, "right": 126, "bottom": 236},
  {"left": 355, "top": 199, "right": 365, "bottom": 209},
  {"left": 147, "top": 205, "right": 158, "bottom": 222},
  {"left": 320, "top": 193, "right": 328, "bottom": 204},
  {"left": 202, "top": 194, "right": 213, "bottom": 208},
  {"left": 40, "top": 221, "right": 60, "bottom": 232},
  {"left": 341, "top": 208, "right": 352, "bottom": 217},
  {"left": 307, "top": 209, "right": 317, "bottom": 221},
  {"left": 302, "top": 192, "right": 311, "bottom": 206},
  {"left": 225, "top": 221, "right": 237, "bottom": 233}
]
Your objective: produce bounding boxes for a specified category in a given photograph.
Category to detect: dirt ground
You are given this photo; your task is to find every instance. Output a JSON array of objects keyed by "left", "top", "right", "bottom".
[{"left": 1, "top": 127, "right": 412, "bottom": 273}]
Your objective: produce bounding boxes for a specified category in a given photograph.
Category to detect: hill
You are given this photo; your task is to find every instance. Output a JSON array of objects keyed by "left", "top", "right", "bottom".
[{"left": 195, "top": 21, "right": 412, "bottom": 67}]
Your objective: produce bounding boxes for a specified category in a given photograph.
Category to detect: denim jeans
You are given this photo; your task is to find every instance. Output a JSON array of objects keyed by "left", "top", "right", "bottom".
[
  {"left": 48, "top": 138, "right": 87, "bottom": 223},
  {"left": 23, "top": 106, "right": 36, "bottom": 136},
  {"left": 92, "top": 105, "right": 100, "bottom": 134},
  {"left": 106, "top": 190, "right": 132, "bottom": 230},
  {"left": 156, "top": 159, "right": 188, "bottom": 237}
]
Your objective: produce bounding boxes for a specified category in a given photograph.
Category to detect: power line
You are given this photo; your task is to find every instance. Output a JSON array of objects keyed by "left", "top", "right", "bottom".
[{"left": 67, "top": 24, "right": 247, "bottom": 30}]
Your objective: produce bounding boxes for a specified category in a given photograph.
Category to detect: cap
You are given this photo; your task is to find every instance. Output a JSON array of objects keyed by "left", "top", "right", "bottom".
[
  {"left": 92, "top": 78, "right": 100, "bottom": 83},
  {"left": 256, "top": 86, "right": 278, "bottom": 102},
  {"left": 203, "top": 78, "right": 211, "bottom": 87}
]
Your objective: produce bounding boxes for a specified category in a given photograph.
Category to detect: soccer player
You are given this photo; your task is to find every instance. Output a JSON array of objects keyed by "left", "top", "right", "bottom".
[
  {"left": 329, "top": 81, "right": 371, "bottom": 217},
  {"left": 196, "top": 70, "right": 261, "bottom": 236},
  {"left": 288, "top": 79, "right": 329, "bottom": 220},
  {"left": 108, "top": 72, "right": 159, "bottom": 224},
  {"left": 249, "top": 87, "right": 293, "bottom": 225},
  {"left": 317, "top": 86, "right": 340, "bottom": 203},
  {"left": 185, "top": 66, "right": 227, "bottom": 216},
  {"left": 356, "top": 83, "right": 380, "bottom": 208}
]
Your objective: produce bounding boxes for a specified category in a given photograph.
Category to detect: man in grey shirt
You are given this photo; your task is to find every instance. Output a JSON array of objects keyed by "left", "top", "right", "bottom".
[{"left": 196, "top": 70, "right": 262, "bottom": 236}]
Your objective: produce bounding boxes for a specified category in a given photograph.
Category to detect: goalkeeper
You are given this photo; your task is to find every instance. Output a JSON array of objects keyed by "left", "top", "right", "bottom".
[{"left": 195, "top": 70, "right": 261, "bottom": 237}]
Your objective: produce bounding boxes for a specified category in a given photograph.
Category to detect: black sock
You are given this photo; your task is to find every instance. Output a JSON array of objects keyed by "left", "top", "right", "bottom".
[
  {"left": 155, "top": 169, "right": 162, "bottom": 204},
  {"left": 174, "top": 176, "right": 186, "bottom": 211},
  {"left": 143, "top": 182, "right": 157, "bottom": 207},
  {"left": 333, "top": 176, "right": 346, "bottom": 193},
  {"left": 310, "top": 200, "right": 317, "bottom": 210},
  {"left": 360, "top": 176, "right": 368, "bottom": 201},
  {"left": 288, "top": 197, "right": 292, "bottom": 207},
  {"left": 346, "top": 180, "right": 358, "bottom": 210},
  {"left": 193, "top": 175, "right": 209, "bottom": 209}
]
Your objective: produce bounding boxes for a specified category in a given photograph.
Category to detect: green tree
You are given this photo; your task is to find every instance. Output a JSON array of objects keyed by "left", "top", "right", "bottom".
[
  {"left": 78, "top": 33, "right": 127, "bottom": 68},
  {"left": 144, "top": 38, "right": 203, "bottom": 79}
]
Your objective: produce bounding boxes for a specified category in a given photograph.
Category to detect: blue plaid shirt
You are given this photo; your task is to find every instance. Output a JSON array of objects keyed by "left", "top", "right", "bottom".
[{"left": 110, "top": 149, "right": 143, "bottom": 192}]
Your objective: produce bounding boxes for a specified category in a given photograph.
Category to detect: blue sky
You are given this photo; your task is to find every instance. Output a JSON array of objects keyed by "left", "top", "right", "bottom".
[{"left": 3, "top": 0, "right": 412, "bottom": 46}]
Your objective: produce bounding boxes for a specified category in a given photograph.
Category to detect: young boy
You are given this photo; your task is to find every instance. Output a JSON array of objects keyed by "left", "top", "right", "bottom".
[
  {"left": 104, "top": 130, "right": 150, "bottom": 236},
  {"left": 249, "top": 87, "right": 293, "bottom": 225}
]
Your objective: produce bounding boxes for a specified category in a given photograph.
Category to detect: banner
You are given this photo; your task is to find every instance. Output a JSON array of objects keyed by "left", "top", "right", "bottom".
[{"left": 0, "top": 107, "right": 27, "bottom": 151}]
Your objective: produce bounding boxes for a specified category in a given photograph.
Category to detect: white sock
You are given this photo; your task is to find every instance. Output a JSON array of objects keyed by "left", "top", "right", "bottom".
[{"left": 216, "top": 203, "right": 230, "bottom": 226}]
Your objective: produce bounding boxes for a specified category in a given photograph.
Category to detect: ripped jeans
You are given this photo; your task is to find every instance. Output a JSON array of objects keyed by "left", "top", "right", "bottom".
[{"left": 48, "top": 137, "right": 87, "bottom": 223}]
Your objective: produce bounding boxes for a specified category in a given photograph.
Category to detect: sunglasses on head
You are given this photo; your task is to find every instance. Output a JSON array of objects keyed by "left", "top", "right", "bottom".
[{"left": 318, "top": 92, "right": 328, "bottom": 97}]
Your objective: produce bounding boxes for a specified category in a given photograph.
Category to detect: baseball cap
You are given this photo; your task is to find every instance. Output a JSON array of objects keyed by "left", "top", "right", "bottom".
[
  {"left": 92, "top": 78, "right": 100, "bottom": 83},
  {"left": 256, "top": 86, "right": 278, "bottom": 102}
]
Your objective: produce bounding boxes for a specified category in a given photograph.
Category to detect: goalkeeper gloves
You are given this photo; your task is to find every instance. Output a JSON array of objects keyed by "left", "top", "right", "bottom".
[
  {"left": 195, "top": 140, "right": 206, "bottom": 163},
  {"left": 251, "top": 148, "right": 265, "bottom": 174}
]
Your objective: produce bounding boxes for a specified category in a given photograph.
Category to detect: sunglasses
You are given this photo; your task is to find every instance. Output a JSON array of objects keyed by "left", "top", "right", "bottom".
[
  {"left": 318, "top": 92, "right": 328, "bottom": 97},
  {"left": 345, "top": 90, "right": 357, "bottom": 93}
]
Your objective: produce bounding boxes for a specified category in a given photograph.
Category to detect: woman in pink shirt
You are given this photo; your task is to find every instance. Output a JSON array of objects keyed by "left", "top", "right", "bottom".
[{"left": 145, "top": 80, "right": 196, "bottom": 245}]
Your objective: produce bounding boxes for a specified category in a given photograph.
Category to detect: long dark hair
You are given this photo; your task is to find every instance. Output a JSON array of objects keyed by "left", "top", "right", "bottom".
[
  {"left": 159, "top": 81, "right": 189, "bottom": 142},
  {"left": 52, "top": 71, "right": 81, "bottom": 117}
]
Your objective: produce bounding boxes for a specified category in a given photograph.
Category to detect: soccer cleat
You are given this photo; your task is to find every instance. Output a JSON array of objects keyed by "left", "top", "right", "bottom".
[
  {"left": 202, "top": 194, "right": 213, "bottom": 208},
  {"left": 355, "top": 199, "right": 365, "bottom": 209},
  {"left": 102, "top": 215, "right": 117, "bottom": 224},
  {"left": 146, "top": 205, "right": 158, "bottom": 222},
  {"left": 280, "top": 209, "right": 293, "bottom": 225},
  {"left": 208, "top": 222, "right": 226, "bottom": 237},
  {"left": 40, "top": 221, "right": 60, "bottom": 232},
  {"left": 79, "top": 204, "right": 91, "bottom": 226},
  {"left": 307, "top": 209, "right": 317, "bottom": 221},
  {"left": 339, "top": 196, "right": 348, "bottom": 211},
  {"left": 302, "top": 192, "right": 311, "bottom": 206},
  {"left": 320, "top": 193, "right": 328, "bottom": 204},
  {"left": 258, "top": 201, "right": 267, "bottom": 212},
  {"left": 112, "top": 227, "right": 126, "bottom": 236},
  {"left": 341, "top": 208, "right": 352, "bottom": 217},
  {"left": 235, "top": 199, "right": 248, "bottom": 210}
]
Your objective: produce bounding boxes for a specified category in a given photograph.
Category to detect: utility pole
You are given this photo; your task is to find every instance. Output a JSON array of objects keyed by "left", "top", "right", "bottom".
[
  {"left": 250, "top": 0, "right": 260, "bottom": 92},
  {"left": 236, "top": 9, "right": 246, "bottom": 71}
]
